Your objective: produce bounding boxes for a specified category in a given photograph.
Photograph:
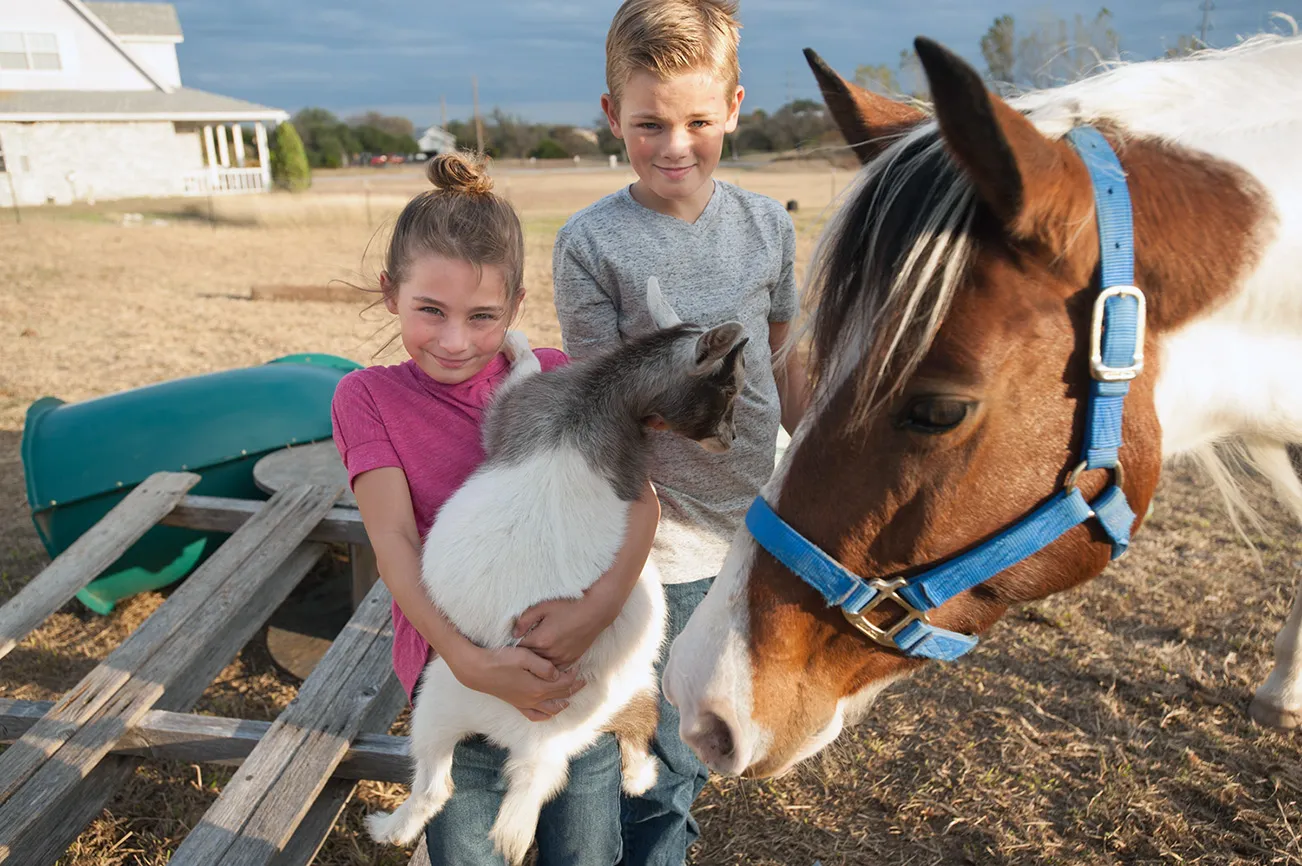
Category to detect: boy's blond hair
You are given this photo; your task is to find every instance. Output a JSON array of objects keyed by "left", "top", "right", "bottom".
[{"left": 605, "top": 0, "right": 741, "bottom": 107}]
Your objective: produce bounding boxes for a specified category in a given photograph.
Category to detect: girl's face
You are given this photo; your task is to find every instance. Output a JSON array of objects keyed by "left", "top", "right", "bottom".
[{"left": 384, "top": 254, "right": 520, "bottom": 385}]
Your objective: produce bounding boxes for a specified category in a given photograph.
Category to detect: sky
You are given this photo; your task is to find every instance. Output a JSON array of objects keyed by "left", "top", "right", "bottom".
[{"left": 170, "top": 0, "right": 1299, "bottom": 129}]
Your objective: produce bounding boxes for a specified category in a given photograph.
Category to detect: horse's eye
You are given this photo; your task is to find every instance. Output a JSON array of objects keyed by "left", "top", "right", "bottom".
[{"left": 899, "top": 397, "right": 972, "bottom": 433}]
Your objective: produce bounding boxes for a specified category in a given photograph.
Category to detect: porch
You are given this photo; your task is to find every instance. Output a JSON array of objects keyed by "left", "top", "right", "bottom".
[{"left": 182, "top": 121, "right": 273, "bottom": 196}]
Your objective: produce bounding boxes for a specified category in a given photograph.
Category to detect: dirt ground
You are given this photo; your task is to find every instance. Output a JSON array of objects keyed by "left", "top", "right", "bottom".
[{"left": 2, "top": 163, "right": 1300, "bottom": 865}]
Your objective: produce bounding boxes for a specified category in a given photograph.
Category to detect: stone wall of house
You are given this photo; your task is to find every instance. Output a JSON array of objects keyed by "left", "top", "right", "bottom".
[{"left": 0, "top": 120, "right": 204, "bottom": 207}]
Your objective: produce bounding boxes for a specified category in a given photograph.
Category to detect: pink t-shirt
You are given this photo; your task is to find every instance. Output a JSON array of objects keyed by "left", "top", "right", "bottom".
[{"left": 330, "top": 348, "right": 567, "bottom": 701}]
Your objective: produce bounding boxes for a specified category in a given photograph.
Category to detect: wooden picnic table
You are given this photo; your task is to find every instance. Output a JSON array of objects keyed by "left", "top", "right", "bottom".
[
  {"left": 253, "top": 441, "right": 381, "bottom": 679},
  {"left": 0, "top": 472, "right": 415, "bottom": 864}
]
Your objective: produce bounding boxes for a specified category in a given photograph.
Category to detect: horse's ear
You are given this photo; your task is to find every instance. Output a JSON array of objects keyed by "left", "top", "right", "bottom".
[
  {"left": 803, "top": 48, "right": 925, "bottom": 165},
  {"left": 914, "top": 37, "right": 1093, "bottom": 251}
]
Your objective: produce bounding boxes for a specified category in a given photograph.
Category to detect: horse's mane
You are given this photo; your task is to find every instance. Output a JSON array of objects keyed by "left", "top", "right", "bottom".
[
  {"left": 806, "top": 126, "right": 975, "bottom": 426},
  {"left": 804, "top": 33, "right": 1302, "bottom": 427}
]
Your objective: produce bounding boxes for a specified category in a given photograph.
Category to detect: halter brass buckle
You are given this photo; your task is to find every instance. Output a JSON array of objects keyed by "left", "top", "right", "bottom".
[
  {"left": 841, "top": 577, "right": 931, "bottom": 648},
  {"left": 1089, "top": 285, "right": 1146, "bottom": 382},
  {"left": 1064, "top": 459, "right": 1125, "bottom": 494}
]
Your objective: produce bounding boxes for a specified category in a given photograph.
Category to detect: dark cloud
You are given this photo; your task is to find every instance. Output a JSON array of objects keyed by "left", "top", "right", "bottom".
[{"left": 171, "top": 0, "right": 1294, "bottom": 127}]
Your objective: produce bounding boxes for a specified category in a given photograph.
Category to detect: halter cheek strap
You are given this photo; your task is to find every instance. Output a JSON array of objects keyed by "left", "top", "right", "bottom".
[{"left": 745, "top": 125, "right": 1143, "bottom": 662}]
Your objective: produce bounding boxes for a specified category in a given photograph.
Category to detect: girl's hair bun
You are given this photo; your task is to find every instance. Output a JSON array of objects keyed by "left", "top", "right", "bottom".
[{"left": 426, "top": 151, "right": 494, "bottom": 196}]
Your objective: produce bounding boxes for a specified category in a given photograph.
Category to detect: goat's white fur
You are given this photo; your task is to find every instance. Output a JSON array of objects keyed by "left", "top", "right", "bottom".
[{"left": 366, "top": 332, "right": 666, "bottom": 863}]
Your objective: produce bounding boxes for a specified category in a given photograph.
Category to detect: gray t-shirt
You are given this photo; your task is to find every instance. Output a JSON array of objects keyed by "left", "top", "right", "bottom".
[{"left": 552, "top": 181, "right": 798, "bottom": 585}]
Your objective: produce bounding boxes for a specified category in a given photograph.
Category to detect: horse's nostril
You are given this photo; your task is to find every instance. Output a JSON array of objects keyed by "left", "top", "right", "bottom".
[{"left": 701, "top": 711, "right": 735, "bottom": 761}]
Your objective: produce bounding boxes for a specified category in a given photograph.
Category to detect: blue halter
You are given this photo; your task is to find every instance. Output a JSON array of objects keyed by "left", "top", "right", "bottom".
[{"left": 745, "top": 126, "right": 1145, "bottom": 662}]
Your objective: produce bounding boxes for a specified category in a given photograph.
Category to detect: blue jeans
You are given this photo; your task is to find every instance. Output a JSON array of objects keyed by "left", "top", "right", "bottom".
[
  {"left": 620, "top": 577, "right": 714, "bottom": 866},
  {"left": 424, "top": 733, "right": 624, "bottom": 865}
]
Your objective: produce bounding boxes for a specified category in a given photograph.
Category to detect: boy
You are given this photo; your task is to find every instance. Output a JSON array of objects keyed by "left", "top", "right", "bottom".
[{"left": 549, "top": 1, "right": 808, "bottom": 862}]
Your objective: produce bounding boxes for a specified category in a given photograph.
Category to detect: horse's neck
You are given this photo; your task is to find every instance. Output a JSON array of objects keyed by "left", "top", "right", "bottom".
[{"left": 1025, "top": 37, "right": 1302, "bottom": 336}]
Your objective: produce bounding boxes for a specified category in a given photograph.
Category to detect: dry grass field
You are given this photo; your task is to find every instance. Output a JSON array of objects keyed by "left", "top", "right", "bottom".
[{"left": 2, "top": 162, "right": 1301, "bottom": 865}]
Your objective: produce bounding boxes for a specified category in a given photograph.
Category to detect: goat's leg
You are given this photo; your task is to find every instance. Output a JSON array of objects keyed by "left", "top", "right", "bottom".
[
  {"left": 610, "top": 688, "right": 660, "bottom": 795},
  {"left": 366, "top": 720, "right": 464, "bottom": 845},
  {"left": 488, "top": 749, "right": 571, "bottom": 866}
]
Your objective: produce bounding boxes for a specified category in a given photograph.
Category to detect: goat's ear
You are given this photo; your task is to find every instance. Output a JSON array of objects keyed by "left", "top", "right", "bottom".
[
  {"left": 695, "top": 322, "right": 745, "bottom": 369},
  {"left": 725, "top": 336, "right": 749, "bottom": 371}
]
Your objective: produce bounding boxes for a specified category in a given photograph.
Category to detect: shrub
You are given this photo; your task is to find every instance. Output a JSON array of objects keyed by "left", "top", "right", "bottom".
[
  {"left": 530, "top": 138, "right": 569, "bottom": 160},
  {"left": 270, "top": 122, "right": 311, "bottom": 191}
]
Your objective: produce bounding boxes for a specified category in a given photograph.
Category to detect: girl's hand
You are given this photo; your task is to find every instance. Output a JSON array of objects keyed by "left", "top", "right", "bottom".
[
  {"left": 449, "top": 644, "right": 585, "bottom": 722},
  {"left": 514, "top": 595, "right": 614, "bottom": 669}
]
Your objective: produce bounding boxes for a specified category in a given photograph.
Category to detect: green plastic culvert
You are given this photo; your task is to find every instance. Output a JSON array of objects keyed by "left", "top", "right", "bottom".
[{"left": 20, "top": 353, "right": 362, "bottom": 613}]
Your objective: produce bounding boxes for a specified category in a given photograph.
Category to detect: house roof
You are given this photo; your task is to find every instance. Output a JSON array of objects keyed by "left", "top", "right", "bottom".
[
  {"left": 0, "top": 87, "right": 288, "bottom": 122},
  {"left": 82, "top": 2, "right": 183, "bottom": 39}
]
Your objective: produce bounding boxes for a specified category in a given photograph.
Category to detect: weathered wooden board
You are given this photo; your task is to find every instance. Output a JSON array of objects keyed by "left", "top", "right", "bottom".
[
  {"left": 169, "top": 579, "right": 402, "bottom": 865},
  {"left": 0, "top": 472, "right": 200, "bottom": 660},
  {"left": 0, "top": 485, "right": 342, "bottom": 860}
]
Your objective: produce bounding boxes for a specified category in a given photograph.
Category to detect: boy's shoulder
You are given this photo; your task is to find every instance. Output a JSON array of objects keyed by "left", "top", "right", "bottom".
[
  {"left": 714, "top": 181, "right": 796, "bottom": 241},
  {"left": 714, "top": 180, "right": 791, "bottom": 219},
  {"left": 556, "top": 186, "right": 634, "bottom": 246}
]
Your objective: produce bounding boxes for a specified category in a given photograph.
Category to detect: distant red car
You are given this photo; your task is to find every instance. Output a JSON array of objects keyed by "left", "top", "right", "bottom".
[{"left": 369, "top": 155, "right": 388, "bottom": 166}]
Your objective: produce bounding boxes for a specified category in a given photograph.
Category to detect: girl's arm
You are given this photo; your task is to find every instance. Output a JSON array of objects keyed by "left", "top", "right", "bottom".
[
  {"left": 769, "top": 320, "right": 810, "bottom": 434},
  {"left": 352, "top": 466, "right": 582, "bottom": 721},
  {"left": 515, "top": 477, "right": 660, "bottom": 667}
]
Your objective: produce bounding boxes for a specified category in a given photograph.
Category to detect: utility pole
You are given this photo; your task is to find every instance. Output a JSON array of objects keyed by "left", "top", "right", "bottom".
[
  {"left": 1198, "top": 0, "right": 1214, "bottom": 45},
  {"left": 472, "top": 76, "right": 484, "bottom": 155}
]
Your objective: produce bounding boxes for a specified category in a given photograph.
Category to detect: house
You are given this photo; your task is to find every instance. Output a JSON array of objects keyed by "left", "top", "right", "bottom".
[
  {"left": 0, "top": 0, "right": 289, "bottom": 207},
  {"left": 417, "top": 124, "right": 456, "bottom": 158}
]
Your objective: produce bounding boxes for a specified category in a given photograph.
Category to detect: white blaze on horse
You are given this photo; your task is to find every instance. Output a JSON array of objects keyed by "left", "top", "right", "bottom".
[{"left": 663, "top": 34, "right": 1302, "bottom": 778}]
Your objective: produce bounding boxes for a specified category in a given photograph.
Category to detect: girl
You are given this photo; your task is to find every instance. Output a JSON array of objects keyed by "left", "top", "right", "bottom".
[{"left": 331, "top": 151, "right": 659, "bottom": 865}]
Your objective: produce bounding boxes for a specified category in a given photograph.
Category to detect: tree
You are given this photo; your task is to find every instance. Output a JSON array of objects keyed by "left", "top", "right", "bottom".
[
  {"left": 981, "top": 14, "right": 1017, "bottom": 85},
  {"left": 978, "top": 7, "right": 1120, "bottom": 91},
  {"left": 345, "top": 111, "right": 415, "bottom": 140},
  {"left": 291, "top": 107, "right": 351, "bottom": 168},
  {"left": 732, "top": 100, "right": 833, "bottom": 155},
  {"left": 898, "top": 48, "right": 929, "bottom": 100},
  {"left": 1164, "top": 34, "right": 1199, "bottom": 58},
  {"left": 593, "top": 116, "right": 623, "bottom": 157},
  {"left": 530, "top": 138, "right": 569, "bottom": 159},
  {"left": 270, "top": 121, "right": 311, "bottom": 191},
  {"left": 853, "top": 63, "right": 902, "bottom": 96},
  {"left": 353, "top": 124, "right": 416, "bottom": 156},
  {"left": 485, "top": 108, "right": 542, "bottom": 159},
  {"left": 1023, "top": 7, "right": 1119, "bottom": 86}
]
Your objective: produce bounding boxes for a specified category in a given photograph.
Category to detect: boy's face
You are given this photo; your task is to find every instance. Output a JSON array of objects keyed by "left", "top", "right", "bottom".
[{"left": 603, "top": 69, "right": 743, "bottom": 211}]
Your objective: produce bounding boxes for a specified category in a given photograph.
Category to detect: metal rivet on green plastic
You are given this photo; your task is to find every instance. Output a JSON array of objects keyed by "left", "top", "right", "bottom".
[
  {"left": 116, "top": 481, "right": 123, "bottom": 487},
  {"left": 50, "top": 500, "right": 57, "bottom": 506}
]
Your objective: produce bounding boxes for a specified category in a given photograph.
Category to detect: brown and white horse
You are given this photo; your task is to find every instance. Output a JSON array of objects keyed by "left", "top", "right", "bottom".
[{"left": 663, "top": 35, "right": 1302, "bottom": 778}]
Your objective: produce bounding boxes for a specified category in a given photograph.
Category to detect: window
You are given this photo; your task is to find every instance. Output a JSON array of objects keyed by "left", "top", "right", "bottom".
[{"left": 0, "top": 33, "right": 62, "bottom": 71}]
